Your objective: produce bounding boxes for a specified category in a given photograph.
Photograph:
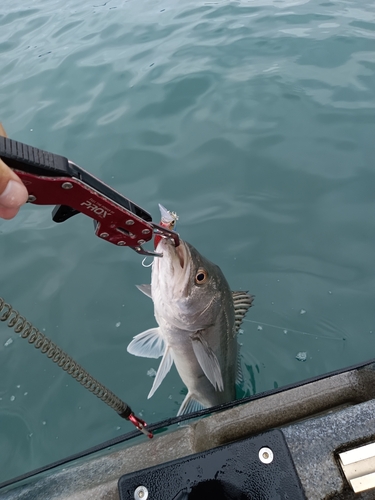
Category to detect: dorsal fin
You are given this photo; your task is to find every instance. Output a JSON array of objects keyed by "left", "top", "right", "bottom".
[{"left": 232, "top": 291, "right": 254, "bottom": 334}]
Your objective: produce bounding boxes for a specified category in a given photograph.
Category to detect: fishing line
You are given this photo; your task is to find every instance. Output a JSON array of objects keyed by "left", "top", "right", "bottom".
[{"left": 242, "top": 318, "right": 345, "bottom": 341}]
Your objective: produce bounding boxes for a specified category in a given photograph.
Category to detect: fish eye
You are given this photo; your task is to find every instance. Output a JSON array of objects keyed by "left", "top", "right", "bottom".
[{"left": 195, "top": 268, "right": 208, "bottom": 284}]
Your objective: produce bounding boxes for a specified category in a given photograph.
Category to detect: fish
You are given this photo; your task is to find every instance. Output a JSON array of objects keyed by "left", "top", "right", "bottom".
[{"left": 127, "top": 215, "right": 253, "bottom": 416}]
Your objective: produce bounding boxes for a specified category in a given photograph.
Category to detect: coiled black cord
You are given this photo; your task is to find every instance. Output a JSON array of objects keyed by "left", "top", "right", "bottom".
[{"left": 0, "top": 297, "right": 130, "bottom": 417}]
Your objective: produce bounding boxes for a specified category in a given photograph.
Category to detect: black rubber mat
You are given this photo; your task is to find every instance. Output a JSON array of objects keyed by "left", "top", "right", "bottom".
[{"left": 118, "top": 429, "right": 306, "bottom": 499}]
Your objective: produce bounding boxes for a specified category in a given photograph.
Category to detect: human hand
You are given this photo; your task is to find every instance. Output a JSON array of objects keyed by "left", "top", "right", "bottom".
[{"left": 0, "top": 124, "right": 28, "bottom": 219}]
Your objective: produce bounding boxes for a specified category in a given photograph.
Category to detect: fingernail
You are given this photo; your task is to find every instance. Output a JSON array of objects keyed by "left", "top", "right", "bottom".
[{"left": 0, "top": 180, "right": 28, "bottom": 209}]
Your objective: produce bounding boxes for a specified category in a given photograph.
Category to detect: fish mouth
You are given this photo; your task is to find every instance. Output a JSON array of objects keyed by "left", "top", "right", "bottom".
[
  {"left": 156, "top": 238, "right": 190, "bottom": 281},
  {"left": 176, "top": 243, "right": 185, "bottom": 268},
  {"left": 152, "top": 238, "right": 191, "bottom": 304},
  {"left": 158, "top": 237, "right": 187, "bottom": 268}
]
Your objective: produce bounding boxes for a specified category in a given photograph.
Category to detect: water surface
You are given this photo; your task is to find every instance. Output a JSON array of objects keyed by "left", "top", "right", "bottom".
[{"left": 1, "top": 0, "right": 375, "bottom": 484}]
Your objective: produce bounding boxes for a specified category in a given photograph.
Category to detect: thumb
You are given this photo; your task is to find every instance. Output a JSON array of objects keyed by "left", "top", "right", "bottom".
[{"left": 0, "top": 158, "right": 29, "bottom": 219}]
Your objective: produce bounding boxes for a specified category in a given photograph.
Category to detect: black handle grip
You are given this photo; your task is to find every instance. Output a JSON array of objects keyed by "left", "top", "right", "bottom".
[
  {"left": 0, "top": 136, "right": 70, "bottom": 178},
  {"left": 0, "top": 136, "right": 153, "bottom": 223}
]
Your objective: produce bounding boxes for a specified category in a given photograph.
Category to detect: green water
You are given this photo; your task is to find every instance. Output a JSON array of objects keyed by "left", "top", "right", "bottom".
[{"left": 1, "top": 0, "right": 375, "bottom": 485}]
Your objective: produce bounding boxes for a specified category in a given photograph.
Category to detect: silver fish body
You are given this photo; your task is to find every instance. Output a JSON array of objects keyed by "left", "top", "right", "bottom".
[{"left": 127, "top": 237, "right": 253, "bottom": 415}]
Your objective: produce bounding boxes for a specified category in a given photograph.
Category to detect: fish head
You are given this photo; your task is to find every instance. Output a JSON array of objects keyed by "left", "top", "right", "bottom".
[{"left": 151, "top": 238, "right": 226, "bottom": 330}]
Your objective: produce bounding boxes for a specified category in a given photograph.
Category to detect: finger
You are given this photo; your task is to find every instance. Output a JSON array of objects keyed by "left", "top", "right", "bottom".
[
  {"left": 0, "top": 124, "right": 29, "bottom": 218},
  {"left": 0, "top": 206, "right": 20, "bottom": 219},
  {"left": 0, "top": 165, "right": 29, "bottom": 210},
  {"left": 0, "top": 122, "right": 8, "bottom": 138}
]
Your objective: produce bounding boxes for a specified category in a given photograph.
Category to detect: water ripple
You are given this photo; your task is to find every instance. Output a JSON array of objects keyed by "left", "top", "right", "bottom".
[{"left": 1, "top": 0, "right": 375, "bottom": 485}]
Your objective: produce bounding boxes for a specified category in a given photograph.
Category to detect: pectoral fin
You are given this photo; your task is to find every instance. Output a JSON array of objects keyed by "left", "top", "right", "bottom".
[
  {"left": 127, "top": 328, "right": 164, "bottom": 358},
  {"left": 177, "top": 392, "right": 205, "bottom": 416},
  {"left": 191, "top": 332, "right": 224, "bottom": 392},
  {"left": 136, "top": 284, "right": 152, "bottom": 298},
  {"left": 147, "top": 347, "right": 173, "bottom": 399}
]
